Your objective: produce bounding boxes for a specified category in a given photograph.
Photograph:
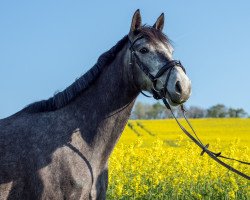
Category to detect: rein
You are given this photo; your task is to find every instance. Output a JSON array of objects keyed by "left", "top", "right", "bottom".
[
  {"left": 162, "top": 99, "right": 250, "bottom": 180},
  {"left": 129, "top": 35, "right": 250, "bottom": 180}
]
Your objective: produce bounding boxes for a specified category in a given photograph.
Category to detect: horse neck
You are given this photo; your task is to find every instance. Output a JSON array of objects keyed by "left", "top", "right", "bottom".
[{"left": 64, "top": 43, "right": 139, "bottom": 163}]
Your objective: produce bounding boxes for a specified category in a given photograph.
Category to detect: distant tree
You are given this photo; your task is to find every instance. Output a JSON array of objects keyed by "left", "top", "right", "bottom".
[
  {"left": 132, "top": 102, "right": 248, "bottom": 119},
  {"left": 132, "top": 102, "right": 147, "bottom": 119},
  {"left": 132, "top": 102, "right": 170, "bottom": 119},
  {"left": 145, "top": 102, "right": 165, "bottom": 119},
  {"left": 206, "top": 104, "right": 228, "bottom": 118},
  {"left": 163, "top": 109, "right": 173, "bottom": 118},
  {"left": 186, "top": 106, "right": 207, "bottom": 118},
  {"left": 228, "top": 108, "right": 247, "bottom": 118}
]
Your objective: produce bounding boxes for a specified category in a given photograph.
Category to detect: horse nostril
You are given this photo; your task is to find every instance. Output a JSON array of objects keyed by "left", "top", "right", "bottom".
[{"left": 175, "top": 81, "right": 182, "bottom": 94}]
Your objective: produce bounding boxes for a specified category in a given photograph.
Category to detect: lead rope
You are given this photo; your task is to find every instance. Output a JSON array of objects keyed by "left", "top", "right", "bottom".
[
  {"left": 181, "top": 105, "right": 250, "bottom": 164},
  {"left": 162, "top": 98, "right": 250, "bottom": 180}
]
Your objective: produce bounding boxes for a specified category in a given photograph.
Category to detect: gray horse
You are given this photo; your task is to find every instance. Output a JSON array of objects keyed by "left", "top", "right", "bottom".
[{"left": 0, "top": 10, "right": 191, "bottom": 199}]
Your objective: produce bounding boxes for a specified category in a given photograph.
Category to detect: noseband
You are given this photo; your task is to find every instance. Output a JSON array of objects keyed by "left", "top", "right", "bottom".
[{"left": 129, "top": 35, "right": 186, "bottom": 102}]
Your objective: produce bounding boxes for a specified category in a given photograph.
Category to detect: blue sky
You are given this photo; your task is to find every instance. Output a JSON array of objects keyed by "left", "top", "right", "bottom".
[{"left": 0, "top": 1, "right": 250, "bottom": 118}]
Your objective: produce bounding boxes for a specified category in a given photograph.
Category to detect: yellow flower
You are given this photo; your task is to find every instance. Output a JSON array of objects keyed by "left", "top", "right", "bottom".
[
  {"left": 107, "top": 118, "right": 250, "bottom": 199},
  {"left": 228, "top": 190, "right": 236, "bottom": 199}
]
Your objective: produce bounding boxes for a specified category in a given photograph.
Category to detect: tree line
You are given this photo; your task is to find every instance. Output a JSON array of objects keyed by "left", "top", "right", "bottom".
[{"left": 131, "top": 102, "right": 248, "bottom": 119}]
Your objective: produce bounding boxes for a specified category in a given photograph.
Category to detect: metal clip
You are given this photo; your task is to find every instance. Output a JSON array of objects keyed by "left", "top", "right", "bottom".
[{"left": 200, "top": 144, "right": 209, "bottom": 156}]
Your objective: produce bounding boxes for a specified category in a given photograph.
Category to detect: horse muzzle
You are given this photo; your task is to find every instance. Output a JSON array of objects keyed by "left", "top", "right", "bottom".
[{"left": 165, "top": 67, "right": 191, "bottom": 105}]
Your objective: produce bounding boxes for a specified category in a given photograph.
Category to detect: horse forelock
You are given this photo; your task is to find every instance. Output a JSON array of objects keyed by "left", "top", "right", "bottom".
[{"left": 136, "top": 25, "right": 172, "bottom": 46}]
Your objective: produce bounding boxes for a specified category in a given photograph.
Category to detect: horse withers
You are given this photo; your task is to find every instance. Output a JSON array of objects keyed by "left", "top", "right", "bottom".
[{"left": 0, "top": 10, "right": 191, "bottom": 199}]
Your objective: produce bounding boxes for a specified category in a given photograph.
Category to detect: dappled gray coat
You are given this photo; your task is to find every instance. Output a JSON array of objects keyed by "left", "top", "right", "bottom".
[{"left": 0, "top": 10, "right": 191, "bottom": 200}]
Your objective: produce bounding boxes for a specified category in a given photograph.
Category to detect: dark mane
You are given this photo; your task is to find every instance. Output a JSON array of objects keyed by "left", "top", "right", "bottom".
[
  {"left": 24, "top": 35, "right": 129, "bottom": 113},
  {"left": 139, "top": 25, "right": 172, "bottom": 45},
  {"left": 23, "top": 26, "right": 171, "bottom": 113}
]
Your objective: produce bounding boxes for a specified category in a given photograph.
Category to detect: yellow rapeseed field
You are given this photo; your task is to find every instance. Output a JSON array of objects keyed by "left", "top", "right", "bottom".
[{"left": 107, "top": 118, "right": 250, "bottom": 200}]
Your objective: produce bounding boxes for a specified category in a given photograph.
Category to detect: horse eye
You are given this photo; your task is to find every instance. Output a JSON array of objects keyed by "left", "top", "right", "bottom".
[{"left": 139, "top": 47, "right": 149, "bottom": 54}]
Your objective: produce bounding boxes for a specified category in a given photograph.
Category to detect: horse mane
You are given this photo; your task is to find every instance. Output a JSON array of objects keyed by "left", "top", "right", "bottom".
[
  {"left": 23, "top": 26, "right": 171, "bottom": 113},
  {"left": 24, "top": 35, "right": 129, "bottom": 113}
]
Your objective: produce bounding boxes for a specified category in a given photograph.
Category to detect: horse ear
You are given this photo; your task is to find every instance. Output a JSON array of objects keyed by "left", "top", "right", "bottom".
[
  {"left": 130, "top": 9, "right": 142, "bottom": 33},
  {"left": 153, "top": 13, "right": 164, "bottom": 31}
]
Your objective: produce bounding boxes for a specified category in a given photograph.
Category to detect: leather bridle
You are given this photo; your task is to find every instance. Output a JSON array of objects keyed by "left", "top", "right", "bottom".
[
  {"left": 129, "top": 35, "right": 186, "bottom": 101},
  {"left": 128, "top": 35, "right": 250, "bottom": 180}
]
